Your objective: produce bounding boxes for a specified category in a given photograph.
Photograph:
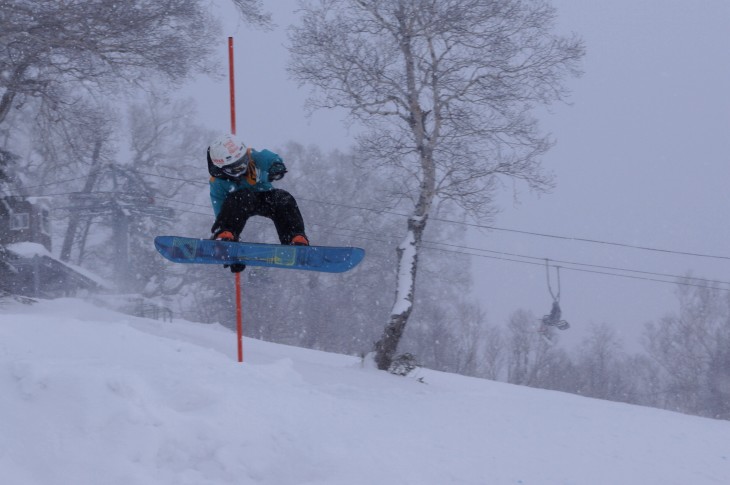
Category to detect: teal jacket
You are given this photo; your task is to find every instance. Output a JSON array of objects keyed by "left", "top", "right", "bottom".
[{"left": 209, "top": 148, "right": 285, "bottom": 217}]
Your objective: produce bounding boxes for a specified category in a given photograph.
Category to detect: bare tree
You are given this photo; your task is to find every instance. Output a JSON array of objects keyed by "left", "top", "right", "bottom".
[
  {"left": 506, "top": 309, "right": 557, "bottom": 386},
  {"left": 243, "top": 143, "right": 400, "bottom": 354},
  {"left": 288, "top": 0, "right": 584, "bottom": 370},
  {"left": 0, "top": 0, "right": 270, "bottom": 127},
  {"left": 451, "top": 302, "right": 489, "bottom": 376},
  {"left": 0, "top": 148, "right": 18, "bottom": 276},
  {"left": 127, "top": 94, "right": 215, "bottom": 197},
  {"left": 622, "top": 354, "right": 663, "bottom": 409},
  {"left": 644, "top": 279, "right": 730, "bottom": 418},
  {"left": 574, "top": 323, "right": 634, "bottom": 402},
  {"left": 0, "top": 147, "right": 17, "bottom": 195},
  {"left": 47, "top": 105, "right": 119, "bottom": 263},
  {"left": 406, "top": 298, "right": 495, "bottom": 377},
  {"left": 479, "top": 323, "right": 505, "bottom": 381}
]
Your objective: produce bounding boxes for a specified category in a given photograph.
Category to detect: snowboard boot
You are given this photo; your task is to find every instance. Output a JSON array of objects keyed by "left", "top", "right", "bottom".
[
  {"left": 290, "top": 234, "right": 309, "bottom": 246},
  {"left": 213, "top": 230, "right": 244, "bottom": 273},
  {"left": 213, "top": 229, "right": 237, "bottom": 242}
]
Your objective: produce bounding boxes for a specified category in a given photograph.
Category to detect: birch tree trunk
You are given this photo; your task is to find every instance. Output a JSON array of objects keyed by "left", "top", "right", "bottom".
[
  {"left": 374, "top": 5, "right": 438, "bottom": 369},
  {"left": 374, "top": 213, "right": 427, "bottom": 370}
]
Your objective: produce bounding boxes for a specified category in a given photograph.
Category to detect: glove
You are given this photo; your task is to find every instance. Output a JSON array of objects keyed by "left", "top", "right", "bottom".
[
  {"left": 224, "top": 263, "right": 246, "bottom": 273},
  {"left": 268, "top": 161, "right": 287, "bottom": 181}
]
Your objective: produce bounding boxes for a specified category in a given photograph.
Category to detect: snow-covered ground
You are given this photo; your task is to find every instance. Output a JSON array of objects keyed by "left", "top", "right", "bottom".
[{"left": 1, "top": 298, "right": 728, "bottom": 485}]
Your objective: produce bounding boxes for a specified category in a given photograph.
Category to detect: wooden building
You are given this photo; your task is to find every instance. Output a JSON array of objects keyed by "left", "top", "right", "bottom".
[
  {"left": 0, "top": 196, "right": 52, "bottom": 251},
  {"left": 1, "top": 196, "right": 101, "bottom": 297}
]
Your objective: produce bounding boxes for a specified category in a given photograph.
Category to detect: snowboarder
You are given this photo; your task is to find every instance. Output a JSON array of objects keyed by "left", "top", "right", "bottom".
[{"left": 207, "top": 133, "right": 309, "bottom": 272}]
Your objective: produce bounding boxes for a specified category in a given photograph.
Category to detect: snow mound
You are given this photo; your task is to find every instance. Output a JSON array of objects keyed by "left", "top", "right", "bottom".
[{"left": 0, "top": 298, "right": 728, "bottom": 484}]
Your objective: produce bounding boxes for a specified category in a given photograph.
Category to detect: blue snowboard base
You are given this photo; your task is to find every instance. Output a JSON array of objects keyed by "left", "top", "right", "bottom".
[{"left": 154, "top": 236, "right": 364, "bottom": 273}]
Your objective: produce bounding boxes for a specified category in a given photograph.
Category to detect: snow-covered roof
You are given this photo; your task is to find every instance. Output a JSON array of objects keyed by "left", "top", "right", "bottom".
[
  {"left": 6, "top": 242, "right": 51, "bottom": 258},
  {"left": 25, "top": 196, "right": 52, "bottom": 208},
  {"left": 6, "top": 242, "right": 111, "bottom": 290}
]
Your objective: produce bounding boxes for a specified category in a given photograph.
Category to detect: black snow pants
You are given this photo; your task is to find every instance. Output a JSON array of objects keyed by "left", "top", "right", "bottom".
[{"left": 211, "top": 188, "right": 306, "bottom": 245}]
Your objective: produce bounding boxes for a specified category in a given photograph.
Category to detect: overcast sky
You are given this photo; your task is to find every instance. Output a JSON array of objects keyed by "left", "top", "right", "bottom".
[{"left": 188, "top": 1, "right": 730, "bottom": 350}]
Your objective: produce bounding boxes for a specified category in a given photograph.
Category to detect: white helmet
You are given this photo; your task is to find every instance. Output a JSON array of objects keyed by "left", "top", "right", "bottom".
[{"left": 208, "top": 133, "right": 248, "bottom": 178}]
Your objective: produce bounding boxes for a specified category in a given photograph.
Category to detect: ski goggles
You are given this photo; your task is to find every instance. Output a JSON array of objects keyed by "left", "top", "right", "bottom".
[{"left": 222, "top": 154, "right": 248, "bottom": 177}]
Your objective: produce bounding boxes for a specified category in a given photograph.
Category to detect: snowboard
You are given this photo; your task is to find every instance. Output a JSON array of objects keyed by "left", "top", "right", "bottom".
[{"left": 154, "top": 236, "right": 365, "bottom": 273}]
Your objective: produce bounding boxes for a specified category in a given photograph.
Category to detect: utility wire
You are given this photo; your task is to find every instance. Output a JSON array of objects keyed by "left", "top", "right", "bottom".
[
  {"left": 129, "top": 169, "right": 730, "bottom": 262},
  {"left": 420, "top": 242, "right": 730, "bottom": 292},
  {"left": 132, "top": 170, "right": 208, "bottom": 186},
  {"left": 297, "top": 195, "right": 730, "bottom": 262},
  {"left": 11, "top": 184, "right": 724, "bottom": 291},
  {"left": 15, "top": 169, "right": 730, "bottom": 261},
  {"left": 435, "top": 218, "right": 730, "bottom": 262},
  {"left": 153, "top": 201, "right": 730, "bottom": 291},
  {"left": 6, "top": 176, "right": 86, "bottom": 191},
  {"left": 308, "top": 218, "right": 730, "bottom": 291},
  {"left": 419, "top": 239, "right": 730, "bottom": 287},
  {"left": 13, "top": 173, "right": 730, "bottom": 289}
]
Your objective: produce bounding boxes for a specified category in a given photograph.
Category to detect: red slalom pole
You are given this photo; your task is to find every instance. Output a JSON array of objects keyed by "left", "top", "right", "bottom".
[
  {"left": 229, "top": 37, "right": 243, "bottom": 363},
  {"left": 235, "top": 272, "right": 243, "bottom": 362},
  {"left": 228, "top": 37, "right": 237, "bottom": 136}
]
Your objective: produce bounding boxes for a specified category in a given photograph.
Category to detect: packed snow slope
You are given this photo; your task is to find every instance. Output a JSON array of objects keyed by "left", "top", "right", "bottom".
[{"left": 1, "top": 299, "right": 728, "bottom": 485}]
